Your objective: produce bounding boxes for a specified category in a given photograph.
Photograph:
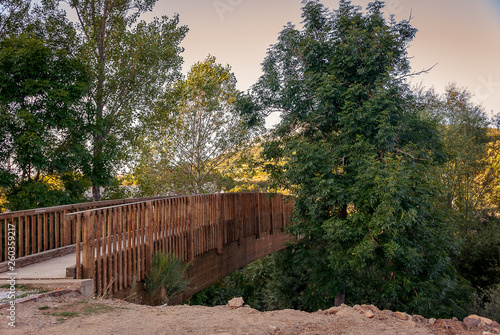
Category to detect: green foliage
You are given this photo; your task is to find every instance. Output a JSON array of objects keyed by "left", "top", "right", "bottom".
[
  {"left": 143, "top": 252, "right": 190, "bottom": 306},
  {"left": 65, "top": 0, "right": 188, "bottom": 201},
  {"left": 419, "top": 85, "right": 500, "bottom": 308},
  {"left": 135, "top": 55, "right": 259, "bottom": 196},
  {"left": 189, "top": 250, "right": 306, "bottom": 311},
  {"left": 254, "top": 0, "right": 470, "bottom": 318},
  {"left": 4, "top": 173, "right": 91, "bottom": 211},
  {"left": 0, "top": 0, "right": 30, "bottom": 38},
  {"left": 0, "top": 33, "right": 90, "bottom": 210},
  {"left": 454, "top": 216, "right": 500, "bottom": 291}
]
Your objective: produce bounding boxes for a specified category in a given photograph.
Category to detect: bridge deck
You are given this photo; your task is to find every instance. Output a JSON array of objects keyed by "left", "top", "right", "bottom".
[{"left": 0, "top": 253, "right": 77, "bottom": 279}]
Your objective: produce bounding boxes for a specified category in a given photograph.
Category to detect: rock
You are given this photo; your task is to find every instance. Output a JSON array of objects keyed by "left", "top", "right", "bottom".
[
  {"left": 468, "top": 315, "right": 494, "bottom": 328},
  {"left": 429, "top": 318, "right": 437, "bottom": 325},
  {"left": 412, "top": 315, "right": 425, "bottom": 323},
  {"left": 464, "top": 317, "right": 481, "bottom": 329},
  {"left": 394, "top": 311, "right": 409, "bottom": 321},
  {"left": 227, "top": 297, "right": 244, "bottom": 309},
  {"left": 326, "top": 307, "right": 341, "bottom": 315},
  {"left": 353, "top": 304, "right": 362, "bottom": 312},
  {"left": 364, "top": 310, "right": 374, "bottom": 318},
  {"left": 452, "top": 317, "right": 459, "bottom": 321}
]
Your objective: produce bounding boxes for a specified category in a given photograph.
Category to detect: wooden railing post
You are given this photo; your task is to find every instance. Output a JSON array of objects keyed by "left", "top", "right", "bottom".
[
  {"left": 75, "top": 213, "right": 82, "bottom": 279},
  {"left": 236, "top": 193, "right": 242, "bottom": 245},
  {"left": 188, "top": 197, "right": 194, "bottom": 261},
  {"left": 256, "top": 193, "right": 261, "bottom": 239},
  {"left": 216, "top": 194, "right": 223, "bottom": 254},
  {"left": 145, "top": 202, "right": 153, "bottom": 273},
  {"left": 82, "top": 211, "right": 95, "bottom": 279}
]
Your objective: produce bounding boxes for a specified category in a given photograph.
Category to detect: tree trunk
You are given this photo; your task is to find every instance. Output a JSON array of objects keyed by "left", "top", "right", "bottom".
[{"left": 92, "top": 183, "right": 101, "bottom": 202}]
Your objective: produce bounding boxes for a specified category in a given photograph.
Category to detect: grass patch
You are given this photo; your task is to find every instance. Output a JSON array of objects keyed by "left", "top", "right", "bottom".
[
  {"left": 83, "top": 304, "right": 116, "bottom": 315},
  {"left": 38, "top": 305, "right": 50, "bottom": 310},
  {"left": 51, "top": 311, "right": 79, "bottom": 317}
]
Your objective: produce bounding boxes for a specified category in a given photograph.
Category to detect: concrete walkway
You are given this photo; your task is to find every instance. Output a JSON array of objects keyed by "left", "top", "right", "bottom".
[
  {"left": 0, "top": 252, "right": 94, "bottom": 297},
  {"left": 0, "top": 253, "right": 77, "bottom": 279}
]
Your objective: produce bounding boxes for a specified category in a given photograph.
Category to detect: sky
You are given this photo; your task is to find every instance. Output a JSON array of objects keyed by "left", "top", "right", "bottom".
[{"left": 64, "top": 0, "right": 500, "bottom": 128}]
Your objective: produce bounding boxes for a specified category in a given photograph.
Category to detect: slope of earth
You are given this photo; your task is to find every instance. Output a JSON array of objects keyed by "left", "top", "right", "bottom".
[{"left": 0, "top": 290, "right": 498, "bottom": 335}]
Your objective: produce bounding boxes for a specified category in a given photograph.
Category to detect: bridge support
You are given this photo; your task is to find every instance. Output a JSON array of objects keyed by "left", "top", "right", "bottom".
[{"left": 180, "top": 231, "right": 291, "bottom": 301}]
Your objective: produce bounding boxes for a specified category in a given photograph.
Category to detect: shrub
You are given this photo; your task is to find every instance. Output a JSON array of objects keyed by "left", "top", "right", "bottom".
[{"left": 143, "top": 252, "right": 190, "bottom": 306}]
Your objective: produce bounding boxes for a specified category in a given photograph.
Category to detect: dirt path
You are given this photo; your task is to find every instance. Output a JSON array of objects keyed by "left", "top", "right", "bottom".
[{"left": 0, "top": 290, "right": 497, "bottom": 335}]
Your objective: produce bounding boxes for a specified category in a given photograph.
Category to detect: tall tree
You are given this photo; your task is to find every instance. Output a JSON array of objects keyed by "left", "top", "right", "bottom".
[
  {"left": 425, "top": 84, "right": 500, "bottom": 298},
  {"left": 0, "top": 34, "right": 89, "bottom": 210},
  {"left": 135, "top": 55, "right": 256, "bottom": 195},
  {"left": 65, "top": 0, "right": 188, "bottom": 200},
  {"left": 255, "top": 0, "right": 469, "bottom": 317},
  {"left": 0, "top": 0, "right": 30, "bottom": 38}
]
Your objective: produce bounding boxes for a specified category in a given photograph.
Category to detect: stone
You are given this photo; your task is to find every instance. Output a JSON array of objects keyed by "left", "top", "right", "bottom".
[
  {"left": 412, "top": 315, "right": 425, "bottom": 323},
  {"left": 464, "top": 317, "right": 481, "bottom": 329},
  {"left": 394, "top": 312, "right": 409, "bottom": 321},
  {"left": 429, "top": 318, "right": 437, "bottom": 325},
  {"left": 227, "top": 297, "right": 244, "bottom": 309},
  {"left": 326, "top": 307, "right": 341, "bottom": 315},
  {"left": 364, "top": 310, "right": 375, "bottom": 318},
  {"left": 468, "top": 315, "right": 494, "bottom": 327}
]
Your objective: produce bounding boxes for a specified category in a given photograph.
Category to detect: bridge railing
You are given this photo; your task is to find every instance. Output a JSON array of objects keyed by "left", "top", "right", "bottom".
[
  {"left": 65, "top": 192, "right": 294, "bottom": 296},
  {"left": 0, "top": 196, "right": 172, "bottom": 262}
]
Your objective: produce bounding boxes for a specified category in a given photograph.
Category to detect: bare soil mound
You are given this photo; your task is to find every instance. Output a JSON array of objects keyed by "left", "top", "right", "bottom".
[{"left": 0, "top": 290, "right": 498, "bottom": 335}]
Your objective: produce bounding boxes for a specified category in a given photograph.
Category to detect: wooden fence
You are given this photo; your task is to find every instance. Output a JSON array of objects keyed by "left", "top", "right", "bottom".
[
  {"left": 65, "top": 193, "right": 294, "bottom": 296},
  {"left": 0, "top": 196, "right": 172, "bottom": 262}
]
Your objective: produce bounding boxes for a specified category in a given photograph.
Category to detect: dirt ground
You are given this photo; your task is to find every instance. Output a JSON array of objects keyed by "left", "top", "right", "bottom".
[{"left": 0, "top": 290, "right": 498, "bottom": 335}]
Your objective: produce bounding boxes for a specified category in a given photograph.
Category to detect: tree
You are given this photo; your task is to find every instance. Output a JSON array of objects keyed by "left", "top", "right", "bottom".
[
  {"left": 424, "top": 84, "right": 500, "bottom": 301},
  {"left": 0, "top": 0, "right": 30, "bottom": 38},
  {"left": 64, "top": 0, "right": 188, "bottom": 201},
  {"left": 135, "top": 55, "right": 257, "bottom": 195},
  {"left": 255, "top": 0, "right": 469, "bottom": 317},
  {"left": 0, "top": 34, "right": 89, "bottom": 210}
]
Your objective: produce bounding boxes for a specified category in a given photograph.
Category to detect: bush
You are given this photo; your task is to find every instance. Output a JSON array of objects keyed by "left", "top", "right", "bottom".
[{"left": 143, "top": 252, "right": 190, "bottom": 306}]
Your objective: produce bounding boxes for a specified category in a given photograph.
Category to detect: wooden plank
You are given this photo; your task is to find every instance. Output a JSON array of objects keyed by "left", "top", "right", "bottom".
[
  {"left": 75, "top": 213, "right": 80, "bottom": 279},
  {"left": 145, "top": 202, "right": 152, "bottom": 273},
  {"left": 111, "top": 207, "right": 118, "bottom": 293},
  {"left": 138, "top": 203, "right": 143, "bottom": 280},
  {"left": 236, "top": 193, "right": 242, "bottom": 245},
  {"left": 101, "top": 209, "right": 108, "bottom": 294},
  {"left": 25, "top": 216, "right": 30, "bottom": 256},
  {"left": 188, "top": 197, "right": 194, "bottom": 261},
  {"left": 216, "top": 194, "right": 222, "bottom": 254},
  {"left": 117, "top": 206, "right": 124, "bottom": 291},
  {"left": 132, "top": 204, "right": 137, "bottom": 282},
  {"left": 18, "top": 217, "right": 23, "bottom": 258},
  {"left": 95, "top": 210, "right": 102, "bottom": 295},
  {"left": 82, "top": 211, "right": 95, "bottom": 279},
  {"left": 0, "top": 219, "right": 4, "bottom": 261},
  {"left": 55, "top": 212, "right": 60, "bottom": 249}
]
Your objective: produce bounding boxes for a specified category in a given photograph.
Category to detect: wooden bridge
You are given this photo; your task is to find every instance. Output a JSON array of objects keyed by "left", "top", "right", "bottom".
[{"left": 0, "top": 193, "right": 294, "bottom": 298}]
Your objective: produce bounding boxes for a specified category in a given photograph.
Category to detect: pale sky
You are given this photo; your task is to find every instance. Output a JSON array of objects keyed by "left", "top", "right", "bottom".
[{"left": 64, "top": 0, "right": 500, "bottom": 128}]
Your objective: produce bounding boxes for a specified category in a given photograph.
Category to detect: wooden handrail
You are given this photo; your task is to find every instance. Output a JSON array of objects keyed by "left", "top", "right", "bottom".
[
  {"left": 0, "top": 196, "right": 173, "bottom": 262},
  {"left": 68, "top": 192, "right": 294, "bottom": 296}
]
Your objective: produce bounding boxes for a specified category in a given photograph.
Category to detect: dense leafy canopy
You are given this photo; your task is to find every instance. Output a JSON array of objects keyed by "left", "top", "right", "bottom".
[
  {"left": 0, "top": 34, "right": 89, "bottom": 210},
  {"left": 256, "top": 0, "right": 469, "bottom": 317},
  {"left": 67, "top": 0, "right": 188, "bottom": 200}
]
